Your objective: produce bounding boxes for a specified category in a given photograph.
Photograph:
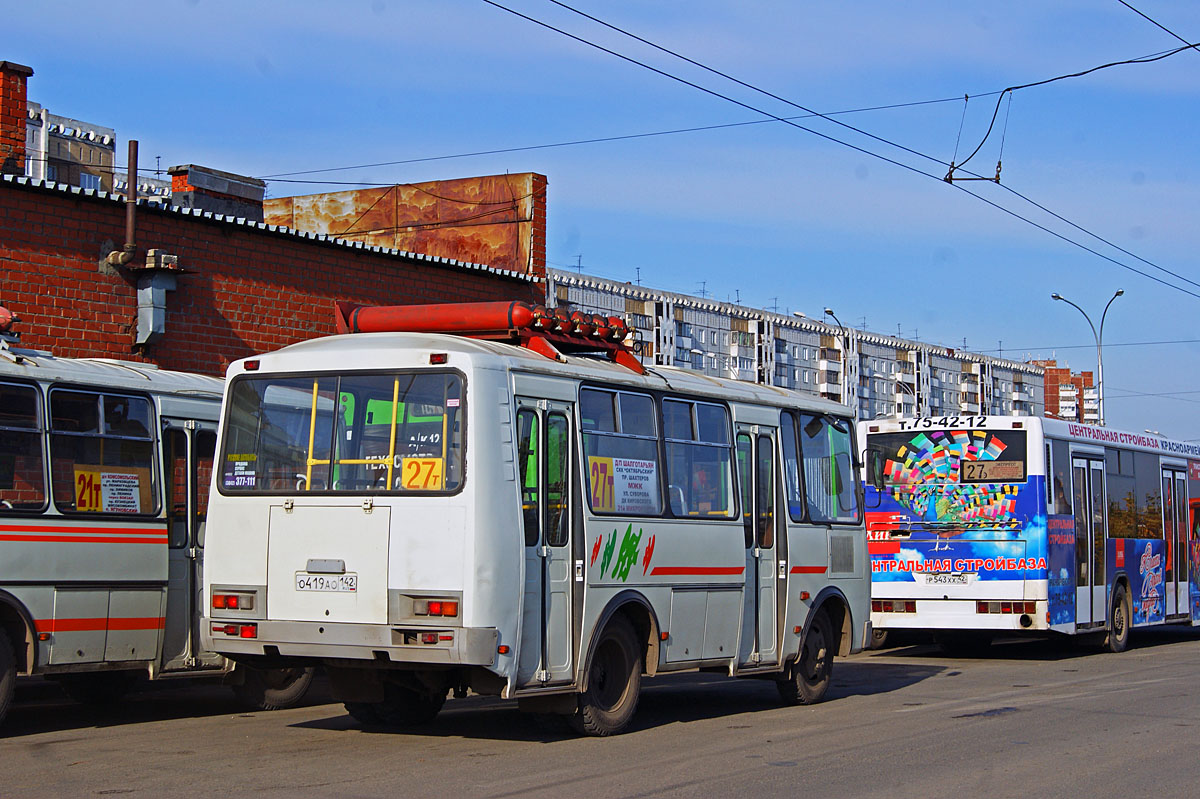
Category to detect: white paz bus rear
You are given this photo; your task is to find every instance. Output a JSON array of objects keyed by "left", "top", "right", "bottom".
[{"left": 204, "top": 300, "right": 871, "bottom": 734}]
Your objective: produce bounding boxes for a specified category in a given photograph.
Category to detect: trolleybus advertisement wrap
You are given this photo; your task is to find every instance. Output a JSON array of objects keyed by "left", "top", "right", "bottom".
[{"left": 865, "top": 426, "right": 1047, "bottom": 585}]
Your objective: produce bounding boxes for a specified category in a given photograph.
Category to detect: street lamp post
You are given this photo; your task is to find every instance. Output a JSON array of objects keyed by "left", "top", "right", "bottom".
[
  {"left": 1050, "top": 289, "right": 1123, "bottom": 426},
  {"left": 823, "top": 307, "right": 852, "bottom": 411}
]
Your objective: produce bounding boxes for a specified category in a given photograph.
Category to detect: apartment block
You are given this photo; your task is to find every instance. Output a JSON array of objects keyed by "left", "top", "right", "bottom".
[{"left": 548, "top": 269, "right": 1044, "bottom": 421}]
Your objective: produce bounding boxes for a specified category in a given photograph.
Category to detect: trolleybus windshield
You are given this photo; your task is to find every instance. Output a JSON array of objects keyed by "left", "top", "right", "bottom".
[{"left": 866, "top": 428, "right": 1029, "bottom": 528}]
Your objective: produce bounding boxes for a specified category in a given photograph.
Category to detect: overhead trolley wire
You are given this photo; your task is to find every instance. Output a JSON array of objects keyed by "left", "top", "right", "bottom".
[{"left": 480, "top": 0, "right": 1200, "bottom": 300}]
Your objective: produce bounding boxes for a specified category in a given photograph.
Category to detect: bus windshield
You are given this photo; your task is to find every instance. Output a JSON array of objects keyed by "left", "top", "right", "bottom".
[
  {"left": 866, "top": 428, "right": 1028, "bottom": 528},
  {"left": 219, "top": 371, "right": 463, "bottom": 494}
]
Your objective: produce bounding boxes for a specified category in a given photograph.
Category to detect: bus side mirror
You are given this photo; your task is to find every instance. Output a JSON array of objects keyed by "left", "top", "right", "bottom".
[{"left": 866, "top": 451, "right": 885, "bottom": 490}]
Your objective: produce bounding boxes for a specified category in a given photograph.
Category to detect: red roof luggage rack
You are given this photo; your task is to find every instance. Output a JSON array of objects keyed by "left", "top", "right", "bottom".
[{"left": 333, "top": 300, "right": 645, "bottom": 375}]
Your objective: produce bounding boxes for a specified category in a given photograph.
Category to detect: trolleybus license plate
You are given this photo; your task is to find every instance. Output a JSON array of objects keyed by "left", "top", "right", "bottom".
[
  {"left": 926, "top": 573, "right": 969, "bottom": 585},
  {"left": 295, "top": 572, "right": 357, "bottom": 592}
]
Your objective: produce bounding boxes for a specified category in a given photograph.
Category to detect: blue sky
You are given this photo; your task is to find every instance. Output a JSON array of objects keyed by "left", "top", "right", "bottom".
[{"left": 10, "top": 1, "right": 1200, "bottom": 438}]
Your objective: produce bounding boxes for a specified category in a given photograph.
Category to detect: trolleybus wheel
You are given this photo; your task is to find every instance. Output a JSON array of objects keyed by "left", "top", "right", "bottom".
[
  {"left": 232, "top": 666, "right": 315, "bottom": 711},
  {"left": 572, "top": 615, "right": 642, "bottom": 736},
  {"left": 371, "top": 678, "right": 446, "bottom": 727},
  {"left": 1105, "top": 584, "right": 1131, "bottom": 653},
  {"left": 867, "top": 627, "right": 890, "bottom": 650},
  {"left": 56, "top": 670, "right": 143, "bottom": 705},
  {"left": 778, "top": 608, "right": 834, "bottom": 706},
  {"left": 0, "top": 632, "right": 15, "bottom": 728}
]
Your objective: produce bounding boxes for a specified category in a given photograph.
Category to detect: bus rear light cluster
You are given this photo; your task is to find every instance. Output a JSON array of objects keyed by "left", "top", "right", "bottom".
[
  {"left": 414, "top": 599, "right": 459, "bottom": 617},
  {"left": 977, "top": 601, "right": 1037, "bottom": 614},
  {"left": 212, "top": 592, "right": 255, "bottom": 611},
  {"left": 212, "top": 622, "right": 258, "bottom": 638},
  {"left": 872, "top": 600, "right": 916, "bottom": 613}
]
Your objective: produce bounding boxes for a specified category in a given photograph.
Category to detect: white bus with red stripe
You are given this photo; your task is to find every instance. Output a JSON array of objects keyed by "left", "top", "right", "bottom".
[
  {"left": 202, "top": 300, "right": 870, "bottom": 735},
  {"left": 0, "top": 318, "right": 312, "bottom": 728}
]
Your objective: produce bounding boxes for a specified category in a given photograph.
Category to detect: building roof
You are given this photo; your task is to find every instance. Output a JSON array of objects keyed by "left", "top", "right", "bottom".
[{"left": 1, "top": 173, "right": 539, "bottom": 284}]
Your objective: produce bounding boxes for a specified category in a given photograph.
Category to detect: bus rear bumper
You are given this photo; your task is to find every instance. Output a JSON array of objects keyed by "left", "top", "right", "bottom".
[
  {"left": 204, "top": 618, "right": 499, "bottom": 667},
  {"left": 872, "top": 599, "right": 1047, "bottom": 632}
]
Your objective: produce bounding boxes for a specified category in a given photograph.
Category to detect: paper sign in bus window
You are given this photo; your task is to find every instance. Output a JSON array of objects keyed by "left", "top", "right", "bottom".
[
  {"left": 222, "top": 454, "right": 258, "bottom": 489},
  {"left": 397, "top": 457, "right": 443, "bottom": 491},
  {"left": 589, "top": 456, "right": 659, "bottom": 514},
  {"left": 75, "top": 466, "right": 150, "bottom": 513}
]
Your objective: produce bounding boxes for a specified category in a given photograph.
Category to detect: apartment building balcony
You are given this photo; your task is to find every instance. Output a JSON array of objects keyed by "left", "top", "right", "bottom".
[{"left": 819, "top": 358, "right": 842, "bottom": 372}]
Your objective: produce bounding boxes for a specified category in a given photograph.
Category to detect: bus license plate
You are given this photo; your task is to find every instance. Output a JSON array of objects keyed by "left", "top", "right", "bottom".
[
  {"left": 927, "top": 573, "right": 969, "bottom": 585},
  {"left": 295, "top": 572, "right": 357, "bottom": 592}
]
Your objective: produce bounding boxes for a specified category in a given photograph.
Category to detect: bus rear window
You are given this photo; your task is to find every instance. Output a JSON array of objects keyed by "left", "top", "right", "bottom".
[
  {"left": 220, "top": 371, "right": 464, "bottom": 494},
  {"left": 869, "top": 429, "right": 1027, "bottom": 488}
]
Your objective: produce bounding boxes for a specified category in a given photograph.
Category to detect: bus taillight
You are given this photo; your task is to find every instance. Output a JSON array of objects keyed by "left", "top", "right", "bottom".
[
  {"left": 414, "top": 598, "right": 459, "bottom": 617},
  {"left": 873, "top": 600, "right": 916, "bottom": 613},
  {"left": 212, "top": 592, "right": 255, "bottom": 611}
]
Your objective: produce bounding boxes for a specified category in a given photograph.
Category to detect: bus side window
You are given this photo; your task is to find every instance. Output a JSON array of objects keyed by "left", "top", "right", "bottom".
[
  {"left": 195, "top": 431, "right": 216, "bottom": 548},
  {"left": 0, "top": 382, "right": 47, "bottom": 512},
  {"left": 517, "top": 409, "right": 539, "bottom": 547},
  {"left": 166, "top": 429, "right": 188, "bottom": 548}
]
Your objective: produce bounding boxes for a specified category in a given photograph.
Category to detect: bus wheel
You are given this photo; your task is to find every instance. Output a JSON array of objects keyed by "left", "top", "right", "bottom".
[
  {"left": 778, "top": 608, "right": 834, "bottom": 705},
  {"left": 0, "top": 632, "right": 15, "bottom": 728},
  {"left": 1105, "top": 584, "right": 1131, "bottom": 653},
  {"left": 344, "top": 701, "right": 382, "bottom": 726},
  {"left": 232, "top": 666, "right": 315, "bottom": 711},
  {"left": 867, "top": 627, "right": 890, "bottom": 650},
  {"left": 372, "top": 678, "right": 446, "bottom": 727},
  {"left": 572, "top": 615, "right": 642, "bottom": 736},
  {"left": 57, "top": 670, "right": 142, "bottom": 705}
]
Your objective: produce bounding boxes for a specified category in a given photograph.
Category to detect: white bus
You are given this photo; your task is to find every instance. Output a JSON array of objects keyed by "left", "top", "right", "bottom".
[
  {"left": 0, "top": 322, "right": 312, "bottom": 728},
  {"left": 861, "top": 415, "right": 1200, "bottom": 653},
  {"left": 203, "top": 300, "right": 870, "bottom": 735}
]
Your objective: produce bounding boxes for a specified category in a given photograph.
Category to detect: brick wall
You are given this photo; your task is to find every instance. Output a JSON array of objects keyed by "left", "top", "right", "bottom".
[{"left": 0, "top": 177, "right": 543, "bottom": 376}]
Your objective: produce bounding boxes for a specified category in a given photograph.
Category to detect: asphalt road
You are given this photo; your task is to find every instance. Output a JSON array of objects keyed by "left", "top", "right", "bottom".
[{"left": 3, "top": 628, "right": 1199, "bottom": 798}]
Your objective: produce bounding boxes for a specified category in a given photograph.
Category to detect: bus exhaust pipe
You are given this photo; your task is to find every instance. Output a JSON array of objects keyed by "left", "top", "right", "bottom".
[{"left": 1019, "top": 614, "right": 1033, "bottom": 629}]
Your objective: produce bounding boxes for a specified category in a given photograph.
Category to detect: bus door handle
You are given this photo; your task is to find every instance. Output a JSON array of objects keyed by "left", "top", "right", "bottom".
[{"left": 539, "top": 545, "right": 551, "bottom": 558}]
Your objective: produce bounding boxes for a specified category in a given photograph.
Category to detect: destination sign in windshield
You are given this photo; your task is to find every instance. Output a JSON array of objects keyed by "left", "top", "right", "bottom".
[{"left": 961, "top": 460, "right": 1025, "bottom": 483}]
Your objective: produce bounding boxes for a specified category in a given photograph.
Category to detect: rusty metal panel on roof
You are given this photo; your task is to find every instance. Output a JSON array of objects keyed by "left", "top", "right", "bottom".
[{"left": 263, "top": 173, "right": 543, "bottom": 274}]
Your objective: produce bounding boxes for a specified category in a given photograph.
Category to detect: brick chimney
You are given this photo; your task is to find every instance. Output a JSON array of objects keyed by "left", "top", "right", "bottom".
[
  {"left": 168, "top": 164, "right": 266, "bottom": 222},
  {"left": 0, "top": 61, "right": 33, "bottom": 176}
]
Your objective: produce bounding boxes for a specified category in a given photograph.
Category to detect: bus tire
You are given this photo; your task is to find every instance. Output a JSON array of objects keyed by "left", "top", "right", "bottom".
[
  {"left": 344, "top": 701, "right": 382, "bottom": 726},
  {"left": 57, "top": 670, "right": 142, "bottom": 705},
  {"left": 778, "top": 608, "right": 834, "bottom": 706},
  {"left": 232, "top": 666, "right": 315, "bottom": 711},
  {"left": 867, "top": 627, "right": 890, "bottom": 650},
  {"left": 572, "top": 615, "right": 641, "bottom": 736},
  {"left": 0, "top": 632, "right": 15, "bottom": 728},
  {"left": 1105, "top": 584, "right": 1131, "bottom": 653},
  {"left": 371, "top": 678, "right": 446, "bottom": 727}
]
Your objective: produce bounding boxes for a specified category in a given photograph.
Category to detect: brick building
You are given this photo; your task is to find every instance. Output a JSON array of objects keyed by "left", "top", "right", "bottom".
[
  {"left": 1032, "top": 359, "right": 1098, "bottom": 423},
  {"left": 0, "top": 60, "right": 545, "bottom": 376}
]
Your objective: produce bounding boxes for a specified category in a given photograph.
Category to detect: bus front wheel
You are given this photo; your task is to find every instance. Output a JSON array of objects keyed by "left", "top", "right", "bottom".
[
  {"left": 0, "top": 632, "right": 15, "bottom": 728},
  {"left": 1105, "top": 584, "right": 1131, "bottom": 653},
  {"left": 572, "top": 615, "right": 642, "bottom": 736},
  {"left": 778, "top": 608, "right": 834, "bottom": 705}
]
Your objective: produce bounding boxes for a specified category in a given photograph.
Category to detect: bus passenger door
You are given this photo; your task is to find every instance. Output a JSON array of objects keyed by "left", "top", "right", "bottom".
[
  {"left": 162, "top": 422, "right": 219, "bottom": 672},
  {"left": 515, "top": 400, "right": 575, "bottom": 687},
  {"left": 737, "top": 429, "right": 778, "bottom": 667},
  {"left": 1072, "top": 456, "right": 1107, "bottom": 628},
  {"left": 1163, "top": 468, "right": 1188, "bottom": 618}
]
